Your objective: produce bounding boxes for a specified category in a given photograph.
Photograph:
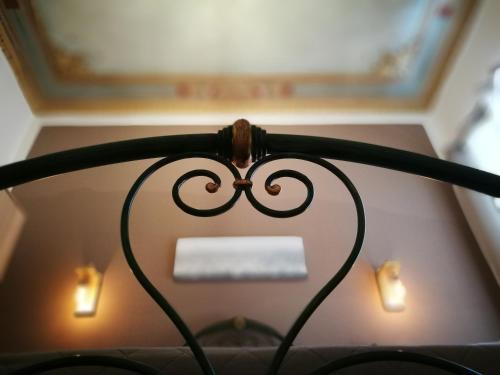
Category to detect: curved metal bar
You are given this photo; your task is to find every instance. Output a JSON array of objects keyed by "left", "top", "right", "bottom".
[
  {"left": 246, "top": 154, "right": 365, "bottom": 375},
  {"left": 121, "top": 153, "right": 241, "bottom": 375},
  {"left": 307, "top": 350, "right": 482, "bottom": 375},
  {"left": 0, "top": 128, "right": 499, "bottom": 198},
  {"left": 172, "top": 168, "right": 242, "bottom": 217},
  {"left": 267, "top": 133, "right": 500, "bottom": 197},
  {"left": 243, "top": 167, "right": 314, "bottom": 218},
  {"left": 11, "top": 355, "right": 161, "bottom": 375},
  {"left": 0, "top": 133, "right": 218, "bottom": 190}
]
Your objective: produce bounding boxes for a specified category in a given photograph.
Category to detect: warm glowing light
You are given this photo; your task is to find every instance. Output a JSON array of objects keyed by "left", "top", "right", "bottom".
[
  {"left": 376, "top": 260, "right": 406, "bottom": 312},
  {"left": 74, "top": 265, "right": 102, "bottom": 316}
]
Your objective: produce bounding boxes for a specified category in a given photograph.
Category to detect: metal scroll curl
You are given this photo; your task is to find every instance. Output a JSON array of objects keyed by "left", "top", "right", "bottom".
[
  {"left": 170, "top": 154, "right": 316, "bottom": 219},
  {"left": 171, "top": 162, "right": 242, "bottom": 217},
  {"left": 244, "top": 167, "right": 314, "bottom": 218}
]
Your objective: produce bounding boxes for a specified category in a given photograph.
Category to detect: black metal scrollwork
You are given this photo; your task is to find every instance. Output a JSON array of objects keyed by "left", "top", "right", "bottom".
[
  {"left": 245, "top": 167, "right": 314, "bottom": 218},
  {"left": 118, "top": 151, "right": 368, "bottom": 375},
  {"left": 171, "top": 155, "right": 242, "bottom": 217},
  {"left": 7, "top": 122, "right": 489, "bottom": 375},
  {"left": 255, "top": 154, "right": 366, "bottom": 375},
  {"left": 121, "top": 154, "right": 228, "bottom": 375}
]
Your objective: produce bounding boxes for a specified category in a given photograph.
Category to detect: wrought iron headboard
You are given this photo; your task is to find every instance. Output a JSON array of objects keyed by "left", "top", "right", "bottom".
[{"left": 2, "top": 119, "right": 498, "bottom": 375}]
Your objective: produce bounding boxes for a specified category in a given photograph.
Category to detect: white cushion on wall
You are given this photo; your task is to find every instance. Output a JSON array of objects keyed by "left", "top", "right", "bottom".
[{"left": 173, "top": 236, "right": 307, "bottom": 281}]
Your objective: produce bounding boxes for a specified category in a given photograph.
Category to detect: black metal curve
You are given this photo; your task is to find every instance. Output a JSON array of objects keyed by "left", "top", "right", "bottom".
[
  {"left": 0, "top": 124, "right": 490, "bottom": 374},
  {"left": 249, "top": 154, "right": 366, "bottom": 375},
  {"left": 1, "top": 128, "right": 499, "bottom": 198},
  {"left": 172, "top": 168, "right": 242, "bottom": 217},
  {"left": 244, "top": 168, "right": 314, "bottom": 218},
  {"left": 307, "top": 350, "right": 482, "bottom": 375},
  {"left": 11, "top": 355, "right": 161, "bottom": 375},
  {"left": 121, "top": 153, "right": 242, "bottom": 375},
  {"left": 0, "top": 133, "right": 219, "bottom": 190},
  {"left": 119, "top": 151, "right": 365, "bottom": 375},
  {"left": 266, "top": 133, "right": 500, "bottom": 197}
]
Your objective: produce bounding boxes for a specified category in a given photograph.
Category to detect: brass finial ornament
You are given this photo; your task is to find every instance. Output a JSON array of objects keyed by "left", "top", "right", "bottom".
[
  {"left": 205, "top": 182, "right": 219, "bottom": 193},
  {"left": 265, "top": 184, "right": 282, "bottom": 196},
  {"left": 233, "top": 178, "right": 253, "bottom": 189},
  {"left": 231, "top": 119, "right": 252, "bottom": 168},
  {"left": 232, "top": 316, "right": 247, "bottom": 331}
]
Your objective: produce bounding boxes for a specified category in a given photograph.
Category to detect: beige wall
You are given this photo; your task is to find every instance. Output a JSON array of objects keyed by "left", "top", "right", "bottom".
[{"left": 0, "top": 125, "right": 499, "bottom": 353}]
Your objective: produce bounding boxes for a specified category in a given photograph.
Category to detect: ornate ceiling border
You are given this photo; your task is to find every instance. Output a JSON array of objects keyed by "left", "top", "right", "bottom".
[
  {"left": 24, "top": 0, "right": 404, "bottom": 86},
  {"left": 0, "top": 0, "right": 478, "bottom": 113}
]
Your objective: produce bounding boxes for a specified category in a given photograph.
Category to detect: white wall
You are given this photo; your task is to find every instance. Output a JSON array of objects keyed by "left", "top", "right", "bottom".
[
  {"left": 425, "top": 0, "right": 500, "bottom": 287},
  {"left": 0, "top": 53, "right": 37, "bottom": 165},
  {"left": 425, "top": 0, "right": 500, "bottom": 157},
  {"left": 0, "top": 53, "right": 33, "bottom": 285}
]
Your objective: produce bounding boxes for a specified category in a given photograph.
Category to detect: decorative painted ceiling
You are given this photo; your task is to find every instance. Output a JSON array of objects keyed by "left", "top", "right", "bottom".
[{"left": 0, "top": 0, "right": 476, "bottom": 113}]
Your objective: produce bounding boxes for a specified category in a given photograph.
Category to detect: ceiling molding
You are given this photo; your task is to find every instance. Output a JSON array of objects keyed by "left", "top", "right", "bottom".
[
  {"left": 37, "top": 112, "right": 428, "bottom": 127},
  {"left": 0, "top": 0, "right": 478, "bottom": 113}
]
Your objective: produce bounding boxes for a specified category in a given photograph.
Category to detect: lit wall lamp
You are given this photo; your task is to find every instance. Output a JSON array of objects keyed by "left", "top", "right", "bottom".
[
  {"left": 74, "top": 265, "right": 102, "bottom": 317},
  {"left": 376, "top": 260, "right": 406, "bottom": 312}
]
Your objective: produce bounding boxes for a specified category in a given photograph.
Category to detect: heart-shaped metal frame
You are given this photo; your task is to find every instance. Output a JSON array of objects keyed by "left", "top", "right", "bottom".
[{"left": 5, "top": 121, "right": 491, "bottom": 375}]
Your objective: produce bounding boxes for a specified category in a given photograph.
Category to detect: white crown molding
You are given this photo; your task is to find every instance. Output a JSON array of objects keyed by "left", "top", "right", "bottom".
[{"left": 36, "top": 111, "right": 428, "bottom": 127}]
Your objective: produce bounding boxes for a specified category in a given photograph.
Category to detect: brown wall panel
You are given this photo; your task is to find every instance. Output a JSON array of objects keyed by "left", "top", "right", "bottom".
[{"left": 0, "top": 125, "right": 498, "bottom": 352}]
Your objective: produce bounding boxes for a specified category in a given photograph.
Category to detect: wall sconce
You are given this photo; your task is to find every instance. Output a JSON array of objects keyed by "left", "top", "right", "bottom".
[
  {"left": 376, "top": 260, "right": 406, "bottom": 312},
  {"left": 74, "top": 265, "right": 102, "bottom": 317}
]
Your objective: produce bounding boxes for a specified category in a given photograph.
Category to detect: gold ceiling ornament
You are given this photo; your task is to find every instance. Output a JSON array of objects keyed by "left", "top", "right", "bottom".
[
  {"left": 372, "top": 41, "right": 421, "bottom": 80},
  {"left": 50, "top": 46, "right": 91, "bottom": 78},
  {"left": 175, "top": 81, "right": 294, "bottom": 100}
]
